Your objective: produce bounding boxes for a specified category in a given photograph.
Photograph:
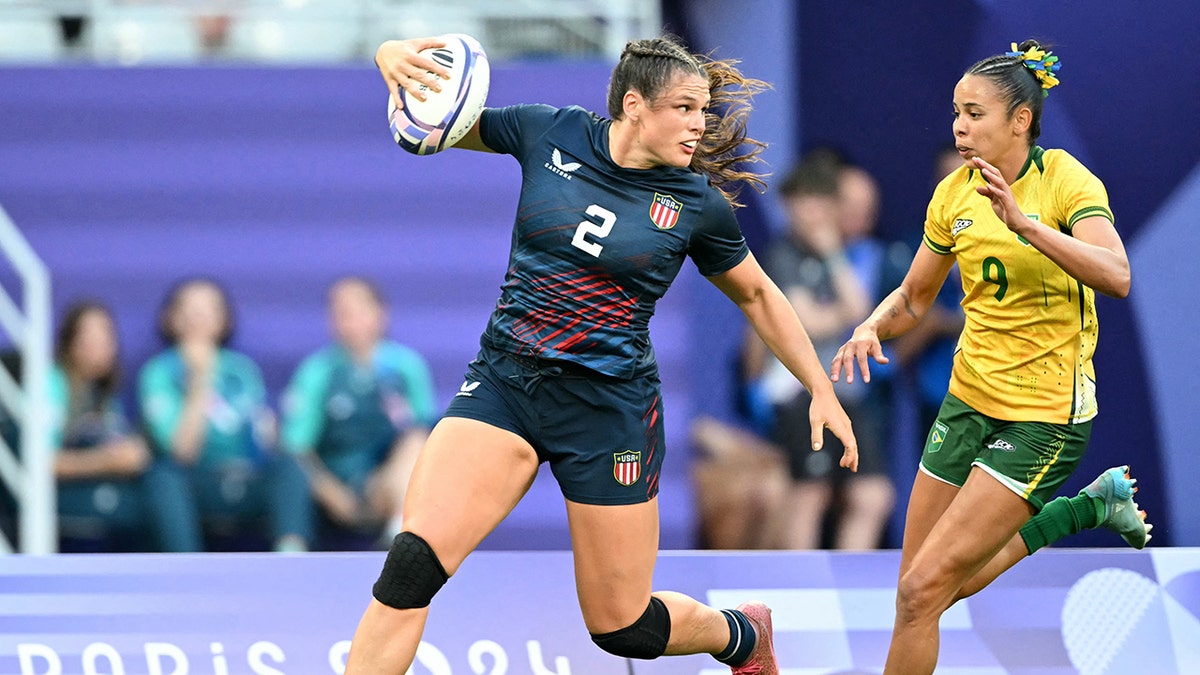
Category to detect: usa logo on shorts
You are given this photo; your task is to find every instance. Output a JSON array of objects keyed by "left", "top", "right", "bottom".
[
  {"left": 613, "top": 450, "right": 642, "bottom": 486},
  {"left": 649, "top": 193, "right": 682, "bottom": 230}
]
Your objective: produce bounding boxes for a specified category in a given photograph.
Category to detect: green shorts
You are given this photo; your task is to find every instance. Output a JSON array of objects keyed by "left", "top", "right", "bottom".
[{"left": 921, "top": 393, "right": 1092, "bottom": 510}]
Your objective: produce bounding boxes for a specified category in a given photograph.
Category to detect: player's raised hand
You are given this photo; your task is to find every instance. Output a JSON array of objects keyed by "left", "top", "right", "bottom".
[
  {"left": 971, "top": 156, "right": 1028, "bottom": 234},
  {"left": 375, "top": 37, "right": 451, "bottom": 109},
  {"left": 830, "top": 324, "right": 888, "bottom": 385},
  {"left": 809, "top": 390, "right": 858, "bottom": 472}
]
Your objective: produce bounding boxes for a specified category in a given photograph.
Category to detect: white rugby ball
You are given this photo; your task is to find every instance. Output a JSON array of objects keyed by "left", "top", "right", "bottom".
[{"left": 388, "top": 33, "right": 490, "bottom": 155}]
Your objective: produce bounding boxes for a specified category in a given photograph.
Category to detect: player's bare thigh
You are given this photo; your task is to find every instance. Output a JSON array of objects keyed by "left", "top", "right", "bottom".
[
  {"left": 566, "top": 498, "right": 660, "bottom": 633},
  {"left": 902, "top": 467, "right": 1032, "bottom": 604},
  {"left": 402, "top": 416, "right": 540, "bottom": 576},
  {"left": 898, "top": 469, "right": 961, "bottom": 576}
]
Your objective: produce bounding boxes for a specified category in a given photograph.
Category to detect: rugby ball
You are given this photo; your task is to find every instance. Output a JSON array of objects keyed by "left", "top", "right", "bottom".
[{"left": 388, "top": 34, "right": 490, "bottom": 155}]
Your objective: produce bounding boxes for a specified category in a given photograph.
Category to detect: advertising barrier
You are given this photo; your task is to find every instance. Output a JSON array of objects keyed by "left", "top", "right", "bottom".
[{"left": 1, "top": 548, "right": 1198, "bottom": 674}]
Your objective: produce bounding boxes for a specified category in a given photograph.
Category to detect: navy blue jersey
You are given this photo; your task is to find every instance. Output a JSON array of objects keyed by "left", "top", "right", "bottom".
[{"left": 478, "top": 104, "right": 749, "bottom": 379}]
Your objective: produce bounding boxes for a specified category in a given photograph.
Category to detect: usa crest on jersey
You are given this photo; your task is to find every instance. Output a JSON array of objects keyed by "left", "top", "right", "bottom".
[
  {"left": 613, "top": 450, "right": 642, "bottom": 486},
  {"left": 649, "top": 193, "right": 683, "bottom": 230}
]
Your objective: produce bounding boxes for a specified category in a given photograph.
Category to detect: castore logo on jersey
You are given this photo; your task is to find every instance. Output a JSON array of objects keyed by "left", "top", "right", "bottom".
[
  {"left": 455, "top": 381, "right": 481, "bottom": 397},
  {"left": 545, "top": 148, "right": 581, "bottom": 179}
]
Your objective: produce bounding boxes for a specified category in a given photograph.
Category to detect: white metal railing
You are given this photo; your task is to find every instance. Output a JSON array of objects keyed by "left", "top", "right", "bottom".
[
  {"left": 0, "top": 0, "right": 661, "bottom": 65},
  {"left": 0, "top": 204, "right": 54, "bottom": 555}
]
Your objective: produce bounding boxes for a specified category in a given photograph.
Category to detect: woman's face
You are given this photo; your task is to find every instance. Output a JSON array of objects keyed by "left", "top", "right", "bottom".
[
  {"left": 635, "top": 70, "right": 709, "bottom": 168},
  {"left": 330, "top": 281, "right": 385, "bottom": 353},
  {"left": 951, "top": 74, "right": 1028, "bottom": 164},
  {"left": 837, "top": 169, "right": 879, "bottom": 241},
  {"left": 70, "top": 309, "right": 118, "bottom": 380},
  {"left": 169, "top": 282, "right": 227, "bottom": 344}
]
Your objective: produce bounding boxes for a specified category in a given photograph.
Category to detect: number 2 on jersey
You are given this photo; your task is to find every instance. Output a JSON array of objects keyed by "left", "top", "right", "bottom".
[{"left": 571, "top": 204, "right": 615, "bottom": 257}]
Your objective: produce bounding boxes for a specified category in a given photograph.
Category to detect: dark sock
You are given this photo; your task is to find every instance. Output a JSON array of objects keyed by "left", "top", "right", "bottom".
[
  {"left": 714, "top": 609, "right": 756, "bottom": 665},
  {"left": 1019, "top": 494, "right": 1103, "bottom": 554}
]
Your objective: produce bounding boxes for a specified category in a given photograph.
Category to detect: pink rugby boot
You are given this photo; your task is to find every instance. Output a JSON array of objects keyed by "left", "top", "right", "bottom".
[{"left": 730, "top": 601, "right": 778, "bottom": 674}]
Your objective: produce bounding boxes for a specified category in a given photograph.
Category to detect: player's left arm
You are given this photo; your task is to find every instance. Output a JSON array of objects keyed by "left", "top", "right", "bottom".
[
  {"left": 709, "top": 253, "right": 858, "bottom": 471},
  {"left": 972, "top": 157, "right": 1130, "bottom": 298}
]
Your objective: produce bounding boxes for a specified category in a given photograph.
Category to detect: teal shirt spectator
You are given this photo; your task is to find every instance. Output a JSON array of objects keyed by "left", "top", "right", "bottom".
[
  {"left": 139, "top": 346, "right": 271, "bottom": 466},
  {"left": 48, "top": 365, "right": 131, "bottom": 448},
  {"left": 48, "top": 365, "right": 160, "bottom": 551},
  {"left": 281, "top": 341, "right": 436, "bottom": 490}
]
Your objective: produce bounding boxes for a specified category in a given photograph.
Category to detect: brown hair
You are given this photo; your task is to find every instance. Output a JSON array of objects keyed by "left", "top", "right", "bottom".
[
  {"left": 55, "top": 300, "right": 120, "bottom": 399},
  {"left": 607, "top": 36, "right": 769, "bottom": 208}
]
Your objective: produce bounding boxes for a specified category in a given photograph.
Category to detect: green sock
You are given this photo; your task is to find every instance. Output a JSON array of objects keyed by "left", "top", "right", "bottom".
[{"left": 1019, "top": 494, "right": 1103, "bottom": 554}]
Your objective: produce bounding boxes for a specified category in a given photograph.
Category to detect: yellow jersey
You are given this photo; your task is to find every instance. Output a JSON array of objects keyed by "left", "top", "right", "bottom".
[{"left": 923, "top": 146, "right": 1113, "bottom": 424}]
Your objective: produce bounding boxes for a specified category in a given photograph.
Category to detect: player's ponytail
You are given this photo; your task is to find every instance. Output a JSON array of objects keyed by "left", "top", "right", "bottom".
[
  {"left": 966, "top": 39, "right": 1061, "bottom": 143},
  {"left": 608, "top": 36, "right": 767, "bottom": 208}
]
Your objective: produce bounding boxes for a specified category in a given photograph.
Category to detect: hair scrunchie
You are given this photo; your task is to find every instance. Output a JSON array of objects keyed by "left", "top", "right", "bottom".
[{"left": 1006, "top": 42, "right": 1061, "bottom": 97}]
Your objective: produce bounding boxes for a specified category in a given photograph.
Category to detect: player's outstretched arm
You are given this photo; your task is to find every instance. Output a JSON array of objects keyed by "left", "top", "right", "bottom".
[
  {"left": 831, "top": 245, "right": 955, "bottom": 384},
  {"left": 709, "top": 253, "right": 858, "bottom": 471}
]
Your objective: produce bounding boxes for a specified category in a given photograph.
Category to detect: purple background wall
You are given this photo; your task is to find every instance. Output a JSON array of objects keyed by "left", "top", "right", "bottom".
[{"left": 2, "top": 0, "right": 1197, "bottom": 549}]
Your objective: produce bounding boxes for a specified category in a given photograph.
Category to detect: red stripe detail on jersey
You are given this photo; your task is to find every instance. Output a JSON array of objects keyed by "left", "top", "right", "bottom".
[
  {"left": 509, "top": 268, "right": 638, "bottom": 354},
  {"left": 643, "top": 395, "right": 660, "bottom": 499}
]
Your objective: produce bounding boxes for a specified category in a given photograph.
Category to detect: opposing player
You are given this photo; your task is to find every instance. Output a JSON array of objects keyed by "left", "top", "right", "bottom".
[
  {"left": 345, "top": 35, "right": 859, "bottom": 674},
  {"left": 829, "top": 40, "right": 1152, "bottom": 674}
]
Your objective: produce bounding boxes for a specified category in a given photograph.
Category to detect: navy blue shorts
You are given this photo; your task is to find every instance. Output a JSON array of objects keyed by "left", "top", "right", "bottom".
[{"left": 443, "top": 344, "right": 665, "bottom": 505}]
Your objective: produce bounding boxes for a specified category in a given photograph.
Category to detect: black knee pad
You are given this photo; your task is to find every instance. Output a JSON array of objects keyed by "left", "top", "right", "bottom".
[
  {"left": 372, "top": 532, "right": 449, "bottom": 609},
  {"left": 590, "top": 596, "right": 671, "bottom": 660}
]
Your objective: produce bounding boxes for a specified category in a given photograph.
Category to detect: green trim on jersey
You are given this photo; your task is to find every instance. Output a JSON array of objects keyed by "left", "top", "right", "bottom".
[
  {"left": 923, "top": 234, "right": 954, "bottom": 255},
  {"left": 1068, "top": 205, "right": 1114, "bottom": 229},
  {"left": 1027, "top": 145, "right": 1045, "bottom": 176}
]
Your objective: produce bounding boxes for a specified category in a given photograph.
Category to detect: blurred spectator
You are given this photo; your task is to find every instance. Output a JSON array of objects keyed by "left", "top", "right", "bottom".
[
  {"left": 138, "top": 278, "right": 312, "bottom": 552},
  {"left": 281, "top": 277, "right": 437, "bottom": 550},
  {"left": 50, "top": 301, "right": 158, "bottom": 552},
  {"left": 195, "top": 12, "right": 233, "bottom": 57},
  {"left": 834, "top": 160, "right": 905, "bottom": 543},
  {"left": 194, "top": 0, "right": 241, "bottom": 56},
  {"left": 751, "top": 150, "right": 894, "bottom": 550},
  {"left": 689, "top": 414, "right": 789, "bottom": 549},
  {"left": 889, "top": 143, "right": 966, "bottom": 439},
  {"left": 688, "top": 315, "right": 791, "bottom": 549}
]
